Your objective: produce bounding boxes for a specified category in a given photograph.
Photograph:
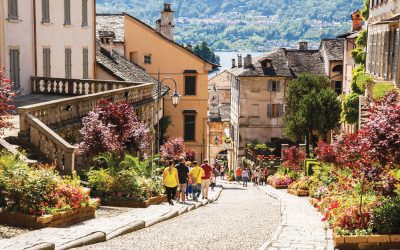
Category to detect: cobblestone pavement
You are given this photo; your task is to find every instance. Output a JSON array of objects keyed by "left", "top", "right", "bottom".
[
  {"left": 257, "top": 185, "right": 333, "bottom": 250},
  {"left": 0, "top": 188, "right": 222, "bottom": 249},
  {"left": 80, "top": 182, "right": 281, "bottom": 250},
  {"left": 0, "top": 224, "right": 31, "bottom": 239}
]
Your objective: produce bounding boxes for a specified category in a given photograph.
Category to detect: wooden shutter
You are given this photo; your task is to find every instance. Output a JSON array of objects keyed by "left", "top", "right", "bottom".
[
  {"left": 65, "top": 48, "right": 72, "bottom": 78},
  {"left": 43, "top": 48, "right": 51, "bottom": 77},
  {"left": 42, "top": 0, "right": 49, "bottom": 23},
  {"left": 278, "top": 104, "right": 284, "bottom": 117},
  {"left": 82, "top": 0, "right": 88, "bottom": 26},
  {"left": 8, "top": 0, "right": 18, "bottom": 20},
  {"left": 267, "top": 104, "right": 272, "bottom": 118},
  {"left": 83, "top": 48, "right": 89, "bottom": 79},
  {"left": 393, "top": 29, "right": 400, "bottom": 86},
  {"left": 10, "top": 49, "right": 20, "bottom": 89},
  {"left": 267, "top": 80, "right": 272, "bottom": 92},
  {"left": 384, "top": 30, "right": 390, "bottom": 80},
  {"left": 64, "top": 0, "right": 71, "bottom": 25},
  {"left": 276, "top": 80, "right": 281, "bottom": 92}
]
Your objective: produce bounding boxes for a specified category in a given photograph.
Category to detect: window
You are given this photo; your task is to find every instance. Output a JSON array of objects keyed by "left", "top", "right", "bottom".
[
  {"left": 267, "top": 104, "right": 284, "bottom": 118},
  {"left": 42, "top": 0, "right": 50, "bottom": 23},
  {"left": 184, "top": 75, "right": 196, "bottom": 95},
  {"left": 43, "top": 48, "right": 51, "bottom": 77},
  {"left": 334, "top": 81, "right": 343, "bottom": 95},
  {"left": 64, "top": 0, "right": 71, "bottom": 25},
  {"left": 267, "top": 80, "right": 281, "bottom": 92},
  {"left": 332, "top": 65, "right": 343, "bottom": 73},
  {"left": 82, "top": 0, "right": 88, "bottom": 26},
  {"left": 83, "top": 48, "right": 89, "bottom": 79},
  {"left": 9, "top": 49, "right": 20, "bottom": 89},
  {"left": 144, "top": 54, "right": 152, "bottom": 64},
  {"left": 65, "top": 48, "right": 72, "bottom": 78},
  {"left": 8, "top": 0, "right": 18, "bottom": 20},
  {"left": 184, "top": 113, "right": 196, "bottom": 141}
]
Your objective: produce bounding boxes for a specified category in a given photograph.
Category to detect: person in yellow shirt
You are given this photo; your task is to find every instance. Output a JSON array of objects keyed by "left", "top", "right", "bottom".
[
  {"left": 163, "top": 160, "right": 179, "bottom": 206},
  {"left": 190, "top": 161, "right": 204, "bottom": 202}
]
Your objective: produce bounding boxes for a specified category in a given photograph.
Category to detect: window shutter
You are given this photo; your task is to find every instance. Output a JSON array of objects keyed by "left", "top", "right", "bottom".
[
  {"left": 384, "top": 30, "right": 390, "bottom": 80},
  {"left": 42, "top": 0, "right": 49, "bottom": 22},
  {"left": 64, "top": 0, "right": 71, "bottom": 25},
  {"left": 267, "top": 104, "right": 272, "bottom": 118},
  {"left": 8, "top": 0, "right": 18, "bottom": 19},
  {"left": 278, "top": 104, "right": 284, "bottom": 117},
  {"left": 10, "top": 49, "right": 20, "bottom": 89},
  {"left": 65, "top": 48, "right": 72, "bottom": 78},
  {"left": 267, "top": 80, "right": 272, "bottom": 92},
  {"left": 83, "top": 48, "right": 89, "bottom": 79},
  {"left": 43, "top": 48, "right": 51, "bottom": 77},
  {"left": 82, "top": 0, "right": 88, "bottom": 26},
  {"left": 276, "top": 80, "right": 281, "bottom": 92},
  {"left": 393, "top": 29, "right": 400, "bottom": 86}
]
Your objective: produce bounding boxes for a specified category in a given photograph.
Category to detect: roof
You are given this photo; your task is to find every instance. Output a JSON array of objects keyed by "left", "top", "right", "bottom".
[
  {"left": 228, "top": 39, "right": 343, "bottom": 78},
  {"left": 122, "top": 12, "right": 219, "bottom": 68},
  {"left": 209, "top": 70, "right": 231, "bottom": 90},
  {"left": 285, "top": 49, "right": 325, "bottom": 76},
  {"left": 337, "top": 30, "right": 360, "bottom": 39},
  {"left": 320, "top": 39, "right": 344, "bottom": 61},
  {"left": 96, "top": 42, "right": 169, "bottom": 98},
  {"left": 209, "top": 104, "right": 230, "bottom": 122},
  {"left": 96, "top": 14, "right": 125, "bottom": 43}
]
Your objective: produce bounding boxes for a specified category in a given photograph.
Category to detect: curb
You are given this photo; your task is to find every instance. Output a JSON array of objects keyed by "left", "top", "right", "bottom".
[
  {"left": 25, "top": 242, "right": 55, "bottom": 250},
  {"left": 58, "top": 232, "right": 106, "bottom": 250},
  {"left": 106, "top": 221, "right": 145, "bottom": 240}
]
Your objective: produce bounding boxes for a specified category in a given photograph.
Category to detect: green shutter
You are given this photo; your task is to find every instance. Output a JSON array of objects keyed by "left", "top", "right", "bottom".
[
  {"left": 10, "top": 49, "right": 20, "bottom": 89},
  {"left": 82, "top": 0, "right": 88, "bottom": 26},
  {"left": 64, "top": 0, "right": 71, "bottom": 25},
  {"left": 65, "top": 48, "right": 72, "bottom": 78},
  {"left": 276, "top": 80, "right": 281, "bottom": 92},
  {"left": 393, "top": 29, "right": 400, "bottom": 86},
  {"left": 83, "top": 48, "right": 88, "bottom": 79},
  {"left": 43, "top": 48, "right": 51, "bottom": 77},
  {"left": 8, "top": 0, "right": 18, "bottom": 20},
  {"left": 42, "top": 0, "right": 50, "bottom": 23}
]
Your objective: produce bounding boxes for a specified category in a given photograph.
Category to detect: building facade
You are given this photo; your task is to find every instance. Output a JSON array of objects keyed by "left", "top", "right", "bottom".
[
  {"left": 96, "top": 3, "right": 215, "bottom": 162},
  {"left": 366, "top": 0, "right": 400, "bottom": 86},
  {"left": 228, "top": 40, "right": 343, "bottom": 169},
  {"left": 1, "top": 0, "right": 95, "bottom": 94}
]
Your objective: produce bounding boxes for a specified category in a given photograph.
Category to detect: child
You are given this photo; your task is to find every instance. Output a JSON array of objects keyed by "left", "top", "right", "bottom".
[{"left": 210, "top": 172, "right": 216, "bottom": 191}]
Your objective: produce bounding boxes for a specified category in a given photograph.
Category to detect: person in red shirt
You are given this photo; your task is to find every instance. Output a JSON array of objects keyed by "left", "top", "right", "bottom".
[
  {"left": 235, "top": 167, "right": 242, "bottom": 184},
  {"left": 201, "top": 159, "right": 212, "bottom": 199}
]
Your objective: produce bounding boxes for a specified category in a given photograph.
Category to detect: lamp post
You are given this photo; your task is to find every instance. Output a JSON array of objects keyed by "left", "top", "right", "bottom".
[{"left": 156, "top": 76, "right": 180, "bottom": 155}]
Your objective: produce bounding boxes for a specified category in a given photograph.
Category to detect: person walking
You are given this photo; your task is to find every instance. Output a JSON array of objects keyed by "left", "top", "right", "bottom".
[
  {"left": 235, "top": 167, "right": 242, "bottom": 184},
  {"left": 175, "top": 157, "right": 189, "bottom": 203},
  {"left": 186, "top": 161, "right": 193, "bottom": 200},
  {"left": 262, "top": 168, "right": 269, "bottom": 186},
  {"left": 210, "top": 172, "right": 216, "bottom": 191},
  {"left": 190, "top": 161, "right": 204, "bottom": 202},
  {"left": 201, "top": 159, "right": 212, "bottom": 200},
  {"left": 220, "top": 165, "right": 225, "bottom": 180},
  {"left": 163, "top": 160, "right": 179, "bottom": 206},
  {"left": 253, "top": 168, "right": 259, "bottom": 186},
  {"left": 242, "top": 168, "right": 249, "bottom": 187}
]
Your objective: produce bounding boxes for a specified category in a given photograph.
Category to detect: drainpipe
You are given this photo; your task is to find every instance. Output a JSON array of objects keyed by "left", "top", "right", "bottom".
[{"left": 33, "top": 0, "right": 37, "bottom": 76}]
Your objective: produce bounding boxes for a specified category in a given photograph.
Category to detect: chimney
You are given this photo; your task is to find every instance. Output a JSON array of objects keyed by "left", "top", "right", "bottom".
[
  {"left": 351, "top": 10, "right": 363, "bottom": 32},
  {"left": 99, "top": 31, "right": 115, "bottom": 56},
  {"left": 237, "top": 54, "right": 243, "bottom": 68},
  {"left": 232, "top": 58, "right": 236, "bottom": 68},
  {"left": 244, "top": 54, "right": 252, "bottom": 68},
  {"left": 157, "top": 2, "right": 175, "bottom": 41},
  {"left": 299, "top": 41, "right": 308, "bottom": 51}
]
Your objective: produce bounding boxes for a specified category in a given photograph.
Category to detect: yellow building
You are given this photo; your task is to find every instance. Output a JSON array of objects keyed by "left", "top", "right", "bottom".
[{"left": 96, "top": 3, "right": 216, "bottom": 161}]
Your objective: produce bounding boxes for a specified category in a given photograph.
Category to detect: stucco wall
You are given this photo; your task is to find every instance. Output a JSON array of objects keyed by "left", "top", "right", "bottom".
[
  {"left": 3, "top": 0, "right": 34, "bottom": 94},
  {"left": 35, "top": 0, "right": 95, "bottom": 80},
  {"left": 124, "top": 14, "right": 211, "bottom": 161},
  {"left": 0, "top": 3, "right": 5, "bottom": 68},
  {"left": 343, "top": 38, "right": 356, "bottom": 94}
]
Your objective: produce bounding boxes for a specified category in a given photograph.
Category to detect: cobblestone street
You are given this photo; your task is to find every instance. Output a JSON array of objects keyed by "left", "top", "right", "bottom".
[{"left": 80, "top": 183, "right": 281, "bottom": 250}]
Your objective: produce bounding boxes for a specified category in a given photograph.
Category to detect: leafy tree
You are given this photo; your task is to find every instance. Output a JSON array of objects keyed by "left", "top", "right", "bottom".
[
  {"left": 0, "top": 69, "right": 15, "bottom": 135},
  {"left": 341, "top": 92, "right": 360, "bottom": 125},
  {"left": 79, "top": 99, "right": 152, "bottom": 159},
  {"left": 282, "top": 146, "right": 306, "bottom": 172},
  {"left": 193, "top": 41, "right": 220, "bottom": 65},
  {"left": 283, "top": 74, "right": 341, "bottom": 154},
  {"left": 159, "top": 137, "right": 186, "bottom": 161},
  {"left": 185, "top": 149, "right": 197, "bottom": 162}
]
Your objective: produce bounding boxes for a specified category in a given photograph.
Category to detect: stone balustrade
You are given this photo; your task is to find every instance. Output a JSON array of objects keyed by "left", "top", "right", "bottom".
[
  {"left": 31, "top": 76, "right": 147, "bottom": 96},
  {"left": 18, "top": 82, "right": 155, "bottom": 174}
]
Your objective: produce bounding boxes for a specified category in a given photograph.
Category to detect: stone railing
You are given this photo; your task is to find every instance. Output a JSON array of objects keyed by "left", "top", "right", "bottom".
[
  {"left": 31, "top": 76, "right": 148, "bottom": 96},
  {"left": 18, "top": 83, "right": 155, "bottom": 174}
]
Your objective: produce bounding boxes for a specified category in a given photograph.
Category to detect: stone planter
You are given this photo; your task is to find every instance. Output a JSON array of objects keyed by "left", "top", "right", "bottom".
[
  {"left": 270, "top": 183, "right": 288, "bottom": 189},
  {"left": 288, "top": 188, "right": 309, "bottom": 197},
  {"left": 0, "top": 206, "right": 96, "bottom": 229},
  {"left": 102, "top": 195, "right": 167, "bottom": 208},
  {"left": 334, "top": 233, "right": 400, "bottom": 249}
]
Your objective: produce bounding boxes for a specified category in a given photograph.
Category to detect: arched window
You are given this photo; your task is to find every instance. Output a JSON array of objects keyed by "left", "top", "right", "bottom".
[{"left": 332, "top": 65, "right": 343, "bottom": 73}]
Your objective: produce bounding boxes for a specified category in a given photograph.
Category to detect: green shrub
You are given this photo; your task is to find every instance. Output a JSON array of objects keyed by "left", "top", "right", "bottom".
[
  {"left": 356, "top": 74, "right": 374, "bottom": 93},
  {"left": 372, "top": 196, "right": 400, "bottom": 234},
  {"left": 351, "top": 47, "right": 366, "bottom": 65},
  {"left": 372, "top": 82, "right": 396, "bottom": 100},
  {"left": 351, "top": 65, "right": 366, "bottom": 94},
  {"left": 355, "top": 30, "right": 367, "bottom": 48},
  {"left": 341, "top": 93, "right": 360, "bottom": 124},
  {"left": 361, "top": 0, "right": 369, "bottom": 20}
]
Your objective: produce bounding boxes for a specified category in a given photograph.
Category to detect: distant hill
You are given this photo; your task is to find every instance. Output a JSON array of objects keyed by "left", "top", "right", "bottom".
[{"left": 97, "top": 0, "right": 363, "bottom": 52}]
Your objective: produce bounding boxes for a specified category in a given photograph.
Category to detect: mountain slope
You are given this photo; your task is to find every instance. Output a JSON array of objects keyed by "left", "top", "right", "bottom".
[{"left": 97, "top": 0, "right": 363, "bottom": 51}]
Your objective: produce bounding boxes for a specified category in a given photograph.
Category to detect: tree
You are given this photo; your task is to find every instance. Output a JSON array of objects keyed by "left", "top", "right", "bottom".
[
  {"left": 193, "top": 41, "right": 219, "bottom": 65},
  {"left": 159, "top": 137, "right": 186, "bottom": 161},
  {"left": 0, "top": 69, "right": 15, "bottom": 135},
  {"left": 282, "top": 146, "right": 306, "bottom": 172},
  {"left": 79, "top": 99, "right": 152, "bottom": 159},
  {"left": 341, "top": 92, "right": 360, "bottom": 125},
  {"left": 185, "top": 149, "right": 197, "bottom": 162},
  {"left": 283, "top": 74, "right": 341, "bottom": 155}
]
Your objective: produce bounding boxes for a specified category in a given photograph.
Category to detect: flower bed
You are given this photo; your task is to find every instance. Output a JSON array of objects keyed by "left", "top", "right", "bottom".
[
  {"left": 102, "top": 195, "right": 167, "bottom": 208},
  {"left": 267, "top": 173, "right": 296, "bottom": 189},
  {"left": 287, "top": 176, "right": 310, "bottom": 196},
  {"left": 333, "top": 233, "right": 400, "bottom": 249},
  {"left": 0, "top": 206, "right": 95, "bottom": 229},
  {"left": 0, "top": 153, "right": 97, "bottom": 228}
]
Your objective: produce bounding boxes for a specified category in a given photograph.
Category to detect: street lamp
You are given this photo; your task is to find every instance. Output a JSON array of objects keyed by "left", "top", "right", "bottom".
[{"left": 160, "top": 77, "right": 180, "bottom": 107}]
